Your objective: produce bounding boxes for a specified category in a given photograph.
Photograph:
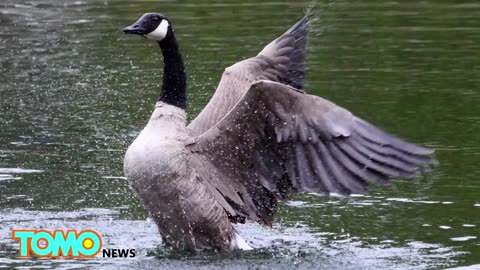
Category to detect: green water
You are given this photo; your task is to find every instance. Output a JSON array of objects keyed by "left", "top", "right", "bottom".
[{"left": 0, "top": 0, "right": 479, "bottom": 269}]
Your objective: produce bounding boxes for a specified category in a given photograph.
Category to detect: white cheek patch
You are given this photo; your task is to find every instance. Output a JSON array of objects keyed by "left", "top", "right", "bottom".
[{"left": 145, "top": 20, "right": 169, "bottom": 41}]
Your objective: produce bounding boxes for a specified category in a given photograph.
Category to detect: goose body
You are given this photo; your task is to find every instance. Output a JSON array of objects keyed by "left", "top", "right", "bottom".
[
  {"left": 124, "top": 103, "right": 239, "bottom": 250},
  {"left": 122, "top": 13, "right": 435, "bottom": 251}
]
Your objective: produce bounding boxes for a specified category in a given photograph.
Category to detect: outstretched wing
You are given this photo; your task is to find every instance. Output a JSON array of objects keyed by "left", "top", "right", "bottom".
[
  {"left": 189, "top": 80, "right": 435, "bottom": 226},
  {"left": 187, "top": 17, "right": 309, "bottom": 136}
]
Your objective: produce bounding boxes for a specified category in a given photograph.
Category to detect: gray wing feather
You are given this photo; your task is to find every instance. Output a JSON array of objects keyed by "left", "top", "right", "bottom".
[
  {"left": 187, "top": 17, "right": 310, "bottom": 137},
  {"left": 190, "top": 80, "right": 435, "bottom": 226}
]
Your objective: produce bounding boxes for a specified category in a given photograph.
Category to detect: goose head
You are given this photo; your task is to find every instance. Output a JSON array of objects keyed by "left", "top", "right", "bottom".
[{"left": 123, "top": 13, "right": 171, "bottom": 41}]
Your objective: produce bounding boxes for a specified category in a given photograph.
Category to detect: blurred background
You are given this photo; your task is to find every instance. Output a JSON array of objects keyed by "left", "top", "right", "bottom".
[{"left": 0, "top": 0, "right": 479, "bottom": 269}]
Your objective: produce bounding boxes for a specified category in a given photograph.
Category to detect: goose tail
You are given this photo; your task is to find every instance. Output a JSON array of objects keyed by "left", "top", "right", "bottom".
[{"left": 230, "top": 232, "right": 253, "bottom": 251}]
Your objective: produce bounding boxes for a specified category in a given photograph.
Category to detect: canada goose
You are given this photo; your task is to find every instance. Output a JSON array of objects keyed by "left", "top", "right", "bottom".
[{"left": 122, "top": 13, "right": 435, "bottom": 252}]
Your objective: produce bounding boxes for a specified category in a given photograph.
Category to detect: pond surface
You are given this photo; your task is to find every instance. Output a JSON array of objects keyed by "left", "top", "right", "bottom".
[{"left": 0, "top": 0, "right": 479, "bottom": 269}]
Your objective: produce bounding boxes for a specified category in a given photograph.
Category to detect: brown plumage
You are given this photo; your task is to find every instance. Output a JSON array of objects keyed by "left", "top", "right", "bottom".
[{"left": 123, "top": 13, "right": 435, "bottom": 252}]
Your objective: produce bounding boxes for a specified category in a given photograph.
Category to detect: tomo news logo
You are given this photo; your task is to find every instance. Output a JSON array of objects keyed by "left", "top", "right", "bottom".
[{"left": 12, "top": 229, "right": 135, "bottom": 259}]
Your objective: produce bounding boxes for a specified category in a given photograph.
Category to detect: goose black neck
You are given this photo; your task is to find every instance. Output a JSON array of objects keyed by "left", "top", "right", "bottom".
[{"left": 157, "top": 29, "right": 186, "bottom": 109}]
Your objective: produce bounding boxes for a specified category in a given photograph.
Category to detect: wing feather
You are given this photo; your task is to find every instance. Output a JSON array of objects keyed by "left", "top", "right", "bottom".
[
  {"left": 317, "top": 140, "right": 367, "bottom": 194},
  {"left": 188, "top": 17, "right": 310, "bottom": 136},
  {"left": 189, "top": 80, "right": 435, "bottom": 225}
]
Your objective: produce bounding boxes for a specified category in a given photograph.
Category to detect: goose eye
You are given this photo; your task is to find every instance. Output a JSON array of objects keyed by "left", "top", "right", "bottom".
[{"left": 153, "top": 16, "right": 160, "bottom": 21}]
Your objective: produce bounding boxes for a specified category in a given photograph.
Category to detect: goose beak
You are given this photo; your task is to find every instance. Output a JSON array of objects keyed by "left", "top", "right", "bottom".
[{"left": 123, "top": 24, "right": 147, "bottom": 35}]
